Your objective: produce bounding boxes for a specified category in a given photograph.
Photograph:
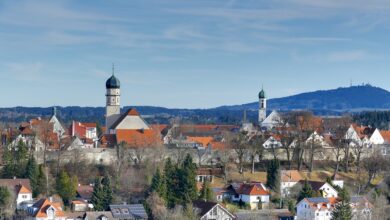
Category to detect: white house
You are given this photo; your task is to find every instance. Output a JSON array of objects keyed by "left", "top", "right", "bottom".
[
  {"left": 193, "top": 200, "right": 236, "bottom": 220},
  {"left": 281, "top": 170, "right": 303, "bottom": 197},
  {"left": 298, "top": 181, "right": 338, "bottom": 198},
  {"left": 296, "top": 197, "right": 373, "bottom": 220},
  {"left": 27, "top": 198, "right": 67, "bottom": 220},
  {"left": 296, "top": 197, "right": 338, "bottom": 220},
  {"left": 228, "top": 182, "right": 270, "bottom": 210},
  {"left": 263, "top": 135, "right": 283, "bottom": 149},
  {"left": 0, "top": 179, "right": 33, "bottom": 210}
]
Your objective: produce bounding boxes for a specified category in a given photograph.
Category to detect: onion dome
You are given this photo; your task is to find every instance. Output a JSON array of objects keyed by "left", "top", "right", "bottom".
[
  {"left": 259, "top": 89, "right": 266, "bottom": 99},
  {"left": 106, "top": 75, "right": 120, "bottom": 89}
]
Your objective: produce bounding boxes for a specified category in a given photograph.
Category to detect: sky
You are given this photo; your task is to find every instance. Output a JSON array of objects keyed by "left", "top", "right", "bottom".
[{"left": 0, "top": 0, "right": 390, "bottom": 108}]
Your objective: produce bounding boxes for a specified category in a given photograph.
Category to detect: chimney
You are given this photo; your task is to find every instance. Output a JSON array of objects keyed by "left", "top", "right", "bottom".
[
  {"left": 13, "top": 176, "right": 16, "bottom": 180},
  {"left": 49, "top": 197, "right": 53, "bottom": 202}
]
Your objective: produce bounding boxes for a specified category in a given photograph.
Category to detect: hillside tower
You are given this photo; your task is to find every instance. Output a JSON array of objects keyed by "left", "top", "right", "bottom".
[
  {"left": 105, "top": 65, "right": 121, "bottom": 133},
  {"left": 258, "top": 86, "right": 267, "bottom": 124}
]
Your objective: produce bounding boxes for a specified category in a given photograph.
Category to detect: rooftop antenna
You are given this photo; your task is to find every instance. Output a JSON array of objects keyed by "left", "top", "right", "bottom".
[
  {"left": 350, "top": 79, "right": 352, "bottom": 87},
  {"left": 112, "top": 63, "right": 115, "bottom": 76},
  {"left": 243, "top": 110, "right": 247, "bottom": 123}
]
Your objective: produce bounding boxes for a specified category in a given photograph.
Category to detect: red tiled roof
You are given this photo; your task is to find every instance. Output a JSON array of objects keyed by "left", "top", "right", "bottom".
[
  {"left": 380, "top": 130, "right": 390, "bottom": 143},
  {"left": 237, "top": 183, "right": 270, "bottom": 196},
  {"left": 128, "top": 108, "right": 140, "bottom": 116},
  {"left": 116, "top": 129, "right": 162, "bottom": 147},
  {"left": 32, "top": 199, "right": 66, "bottom": 218},
  {"left": 187, "top": 136, "right": 214, "bottom": 147}
]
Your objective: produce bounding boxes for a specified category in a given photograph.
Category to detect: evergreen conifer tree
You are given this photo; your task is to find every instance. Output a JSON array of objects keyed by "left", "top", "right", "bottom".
[
  {"left": 181, "top": 154, "right": 197, "bottom": 203},
  {"left": 91, "top": 178, "right": 104, "bottom": 211},
  {"left": 266, "top": 159, "right": 281, "bottom": 193},
  {"left": 101, "top": 175, "right": 113, "bottom": 211},
  {"left": 297, "top": 180, "right": 314, "bottom": 202},
  {"left": 56, "top": 170, "right": 77, "bottom": 206},
  {"left": 25, "top": 156, "right": 40, "bottom": 197},
  {"left": 331, "top": 188, "right": 352, "bottom": 220}
]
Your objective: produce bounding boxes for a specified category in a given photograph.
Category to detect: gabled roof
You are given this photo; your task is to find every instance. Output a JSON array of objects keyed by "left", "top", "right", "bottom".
[
  {"left": 236, "top": 182, "right": 270, "bottom": 196},
  {"left": 110, "top": 108, "right": 150, "bottom": 130},
  {"left": 380, "top": 130, "right": 390, "bottom": 143},
  {"left": 298, "top": 180, "right": 330, "bottom": 191},
  {"left": 299, "top": 197, "right": 339, "bottom": 211},
  {"left": 192, "top": 200, "right": 235, "bottom": 219},
  {"left": 187, "top": 136, "right": 214, "bottom": 147},
  {"left": 31, "top": 198, "right": 66, "bottom": 218},
  {"left": 0, "top": 179, "right": 31, "bottom": 195}
]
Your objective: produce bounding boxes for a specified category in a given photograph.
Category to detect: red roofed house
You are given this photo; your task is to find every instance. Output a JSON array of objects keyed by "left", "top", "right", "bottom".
[
  {"left": 101, "top": 73, "right": 162, "bottom": 148},
  {"left": 228, "top": 182, "right": 270, "bottom": 210},
  {"left": 0, "top": 178, "right": 33, "bottom": 210},
  {"left": 69, "top": 121, "right": 98, "bottom": 149},
  {"left": 27, "top": 198, "right": 66, "bottom": 220}
]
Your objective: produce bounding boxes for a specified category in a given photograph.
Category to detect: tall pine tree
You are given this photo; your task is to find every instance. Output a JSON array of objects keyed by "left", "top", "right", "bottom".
[
  {"left": 297, "top": 180, "right": 314, "bottom": 202},
  {"left": 25, "top": 156, "right": 40, "bottom": 197},
  {"left": 101, "top": 175, "right": 113, "bottom": 211},
  {"left": 56, "top": 170, "right": 77, "bottom": 206},
  {"left": 150, "top": 169, "right": 166, "bottom": 199},
  {"left": 181, "top": 154, "right": 197, "bottom": 203},
  {"left": 266, "top": 159, "right": 281, "bottom": 193},
  {"left": 332, "top": 187, "right": 353, "bottom": 220},
  {"left": 91, "top": 177, "right": 104, "bottom": 211}
]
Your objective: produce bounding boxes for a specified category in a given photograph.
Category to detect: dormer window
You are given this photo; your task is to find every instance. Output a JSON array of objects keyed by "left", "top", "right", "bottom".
[{"left": 47, "top": 206, "right": 56, "bottom": 220}]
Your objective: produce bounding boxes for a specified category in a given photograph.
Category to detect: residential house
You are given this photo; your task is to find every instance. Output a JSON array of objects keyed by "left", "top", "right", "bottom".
[
  {"left": 27, "top": 198, "right": 67, "bottom": 220},
  {"left": 69, "top": 121, "right": 98, "bottom": 149},
  {"left": 298, "top": 181, "right": 338, "bottom": 198},
  {"left": 263, "top": 134, "right": 283, "bottom": 149},
  {"left": 0, "top": 178, "right": 33, "bottom": 210},
  {"left": 227, "top": 182, "right": 270, "bottom": 210},
  {"left": 296, "top": 196, "right": 372, "bottom": 220},
  {"left": 281, "top": 170, "right": 303, "bottom": 197},
  {"left": 296, "top": 197, "right": 338, "bottom": 220},
  {"left": 192, "top": 200, "right": 236, "bottom": 220}
]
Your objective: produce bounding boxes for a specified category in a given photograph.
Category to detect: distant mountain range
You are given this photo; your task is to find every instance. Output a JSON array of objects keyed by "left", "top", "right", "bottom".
[
  {"left": 217, "top": 84, "right": 390, "bottom": 112},
  {"left": 1, "top": 85, "right": 390, "bottom": 125}
]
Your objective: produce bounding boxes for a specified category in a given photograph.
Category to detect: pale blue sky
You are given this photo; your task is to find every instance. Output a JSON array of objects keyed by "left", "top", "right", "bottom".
[{"left": 0, "top": 0, "right": 390, "bottom": 108}]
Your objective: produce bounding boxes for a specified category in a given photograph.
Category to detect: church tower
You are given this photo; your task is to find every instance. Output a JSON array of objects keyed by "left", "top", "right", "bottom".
[
  {"left": 258, "top": 87, "right": 267, "bottom": 124},
  {"left": 105, "top": 65, "right": 121, "bottom": 133}
]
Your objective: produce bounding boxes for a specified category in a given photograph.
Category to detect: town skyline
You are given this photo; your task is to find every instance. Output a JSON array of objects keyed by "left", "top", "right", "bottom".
[{"left": 1, "top": 0, "right": 390, "bottom": 108}]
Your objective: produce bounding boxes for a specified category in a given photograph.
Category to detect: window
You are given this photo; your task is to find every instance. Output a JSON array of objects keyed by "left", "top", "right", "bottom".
[
  {"left": 22, "top": 195, "right": 27, "bottom": 199},
  {"left": 212, "top": 207, "right": 217, "bottom": 215}
]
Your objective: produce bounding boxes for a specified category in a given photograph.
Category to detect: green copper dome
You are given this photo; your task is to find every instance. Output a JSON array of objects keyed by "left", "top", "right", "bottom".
[
  {"left": 259, "top": 89, "right": 266, "bottom": 99},
  {"left": 106, "top": 75, "right": 120, "bottom": 89}
]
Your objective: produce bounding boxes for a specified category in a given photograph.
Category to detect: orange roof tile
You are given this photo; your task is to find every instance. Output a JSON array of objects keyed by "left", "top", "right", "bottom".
[
  {"left": 187, "top": 136, "right": 214, "bottom": 147},
  {"left": 116, "top": 129, "right": 162, "bottom": 147},
  {"left": 33, "top": 199, "right": 66, "bottom": 218},
  {"left": 380, "top": 130, "right": 390, "bottom": 143},
  {"left": 18, "top": 185, "right": 32, "bottom": 194},
  {"left": 237, "top": 183, "right": 270, "bottom": 196}
]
